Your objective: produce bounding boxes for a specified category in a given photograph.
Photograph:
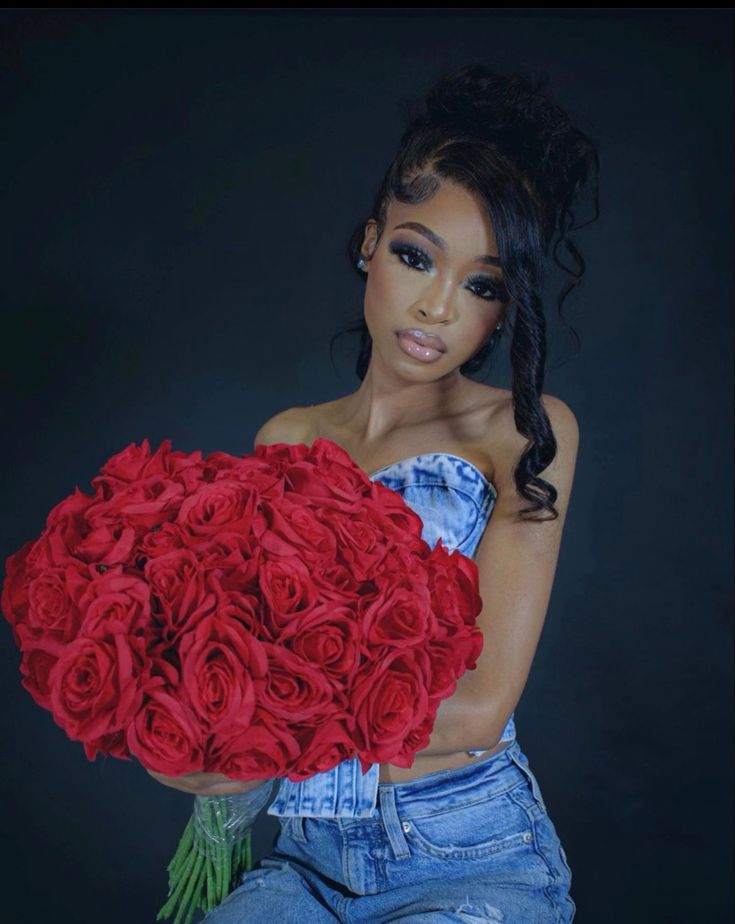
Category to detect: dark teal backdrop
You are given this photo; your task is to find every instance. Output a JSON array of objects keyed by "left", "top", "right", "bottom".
[{"left": 0, "top": 10, "right": 732, "bottom": 923}]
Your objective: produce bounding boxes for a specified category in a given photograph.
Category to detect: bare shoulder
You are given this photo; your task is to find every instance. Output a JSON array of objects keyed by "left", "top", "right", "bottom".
[
  {"left": 540, "top": 392, "right": 579, "bottom": 452},
  {"left": 490, "top": 388, "right": 580, "bottom": 502},
  {"left": 251, "top": 405, "right": 313, "bottom": 451},
  {"left": 252, "top": 397, "right": 355, "bottom": 453}
]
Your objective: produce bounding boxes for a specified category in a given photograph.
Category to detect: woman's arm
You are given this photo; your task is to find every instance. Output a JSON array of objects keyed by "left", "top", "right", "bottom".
[{"left": 418, "top": 395, "right": 580, "bottom": 755}]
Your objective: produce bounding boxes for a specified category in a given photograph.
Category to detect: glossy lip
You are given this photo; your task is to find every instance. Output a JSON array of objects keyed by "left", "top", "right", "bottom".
[{"left": 395, "top": 328, "right": 447, "bottom": 353}]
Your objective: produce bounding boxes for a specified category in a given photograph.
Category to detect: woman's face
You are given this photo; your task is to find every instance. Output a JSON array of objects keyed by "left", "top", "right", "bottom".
[{"left": 359, "top": 178, "right": 509, "bottom": 380}]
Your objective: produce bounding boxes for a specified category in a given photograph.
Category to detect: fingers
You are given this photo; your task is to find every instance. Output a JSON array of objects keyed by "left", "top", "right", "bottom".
[{"left": 145, "top": 768, "right": 261, "bottom": 797}]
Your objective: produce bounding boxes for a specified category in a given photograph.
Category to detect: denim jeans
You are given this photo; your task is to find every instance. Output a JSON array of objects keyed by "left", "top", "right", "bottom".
[{"left": 202, "top": 739, "right": 576, "bottom": 923}]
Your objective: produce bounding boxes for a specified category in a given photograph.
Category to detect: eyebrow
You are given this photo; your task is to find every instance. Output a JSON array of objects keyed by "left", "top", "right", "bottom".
[{"left": 392, "top": 221, "right": 502, "bottom": 268}]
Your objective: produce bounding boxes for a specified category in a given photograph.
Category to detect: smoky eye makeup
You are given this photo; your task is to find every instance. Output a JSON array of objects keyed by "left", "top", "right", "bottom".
[{"left": 388, "top": 240, "right": 509, "bottom": 304}]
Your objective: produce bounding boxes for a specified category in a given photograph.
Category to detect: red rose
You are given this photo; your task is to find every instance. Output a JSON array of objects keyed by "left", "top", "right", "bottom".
[
  {"left": 350, "top": 647, "right": 432, "bottom": 771},
  {"left": 76, "top": 567, "right": 153, "bottom": 637},
  {"left": 49, "top": 631, "right": 150, "bottom": 743},
  {"left": 317, "top": 504, "right": 396, "bottom": 582},
  {"left": 126, "top": 689, "right": 205, "bottom": 775},
  {"left": 85, "top": 473, "right": 185, "bottom": 537},
  {"left": 42, "top": 490, "right": 99, "bottom": 563},
  {"left": 278, "top": 603, "right": 361, "bottom": 686},
  {"left": 177, "top": 613, "right": 267, "bottom": 736},
  {"left": 257, "top": 556, "right": 319, "bottom": 639},
  {"left": 208, "top": 706, "right": 301, "bottom": 779},
  {"left": 284, "top": 715, "right": 356, "bottom": 781},
  {"left": 195, "top": 531, "right": 262, "bottom": 581},
  {"left": 368, "top": 481, "right": 426, "bottom": 542},
  {"left": 16, "top": 624, "right": 64, "bottom": 710},
  {"left": 361, "top": 578, "right": 435, "bottom": 650},
  {"left": 22, "top": 568, "right": 77, "bottom": 641},
  {"left": 92, "top": 438, "right": 179, "bottom": 484},
  {"left": 260, "top": 642, "right": 335, "bottom": 721},
  {"left": 136, "top": 521, "right": 187, "bottom": 561},
  {"left": 430, "top": 542, "right": 483, "bottom": 634},
  {"left": 308, "top": 558, "right": 366, "bottom": 605},
  {"left": 143, "top": 549, "right": 210, "bottom": 640},
  {"left": 177, "top": 479, "right": 260, "bottom": 539},
  {"left": 42, "top": 482, "right": 139, "bottom": 569},
  {"left": 254, "top": 495, "right": 336, "bottom": 569},
  {"left": 363, "top": 535, "right": 429, "bottom": 588},
  {"left": 1, "top": 538, "right": 36, "bottom": 643},
  {"left": 83, "top": 728, "right": 131, "bottom": 762},
  {"left": 254, "top": 437, "right": 369, "bottom": 500},
  {"left": 424, "top": 638, "right": 464, "bottom": 700},
  {"left": 252, "top": 440, "right": 312, "bottom": 470},
  {"left": 91, "top": 440, "right": 203, "bottom": 500},
  {"left": 394, "top": 710, "right": 436, "bottom": 766},
  {"left": 205, "top": 570, "right": 264, "bottom": 637}
]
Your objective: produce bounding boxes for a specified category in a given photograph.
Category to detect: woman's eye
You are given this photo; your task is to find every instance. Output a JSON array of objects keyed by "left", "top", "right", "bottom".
[
  {"left": 389, "top": 241, "right": 506, "bottom": 303},
  {"left": 468, "top": 277, "right": 507, "bottom": 302},
  {"left": 391, "top": 243, "right": 429, "bottom": 271}
]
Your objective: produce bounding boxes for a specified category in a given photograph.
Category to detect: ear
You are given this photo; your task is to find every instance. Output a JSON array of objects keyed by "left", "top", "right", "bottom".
[{"left": 361, "top": 219, "right": 378, "bottom": 262}]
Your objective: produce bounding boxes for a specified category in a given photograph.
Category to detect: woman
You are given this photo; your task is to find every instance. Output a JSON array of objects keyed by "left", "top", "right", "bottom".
[{"left": 149, "top": 63, "right": 599, "bottom": 922}]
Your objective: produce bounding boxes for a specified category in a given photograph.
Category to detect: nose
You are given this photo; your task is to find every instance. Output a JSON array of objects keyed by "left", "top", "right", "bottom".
[{"left": 414, "top": 275, "right": 458, "bottom": 323}]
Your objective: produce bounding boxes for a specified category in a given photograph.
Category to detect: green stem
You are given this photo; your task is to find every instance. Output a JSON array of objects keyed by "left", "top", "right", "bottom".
[
  {"left": 181, "top": 856, "right": 207, "bottom": 924},
  {"left": 205, "top": 851, "right": 215, "bottom": 910},
  {"left": 169, "top": 815, "right": 194, "bottom": 871},
  {"left": 156, "top": 843, "right": 198, "bottom": 920},
  {"left": 168, "top": 842, "right": 193, "bottom": 886},
  {"left": 244, "top": 829, "right": 252, "bottom": 872},
  {"left": 172, "top": 850, "right": 205, "bottom": 924}
]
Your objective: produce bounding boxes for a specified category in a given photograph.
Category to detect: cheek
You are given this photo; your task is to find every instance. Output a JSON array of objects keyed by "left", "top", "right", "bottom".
[
  {"left": 462, "top": 317, "right": 495, "bottom": 349},
  {"left": 363, "top": 270, "right": 403, "bottom": 333},
  {"left": 365, "top": 264, "right": 410, "bottom": 309}
]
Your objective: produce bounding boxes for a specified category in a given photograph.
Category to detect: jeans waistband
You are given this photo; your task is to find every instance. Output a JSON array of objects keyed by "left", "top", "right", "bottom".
[
  {"left": 360, "top": 739, "right": 542, "bottom": 862},
  {"left": 286, "top": 738, "right": 547, "bottom": 860},
  {"left": 341, "top": 737, "right": 544, "bottom": 822}
]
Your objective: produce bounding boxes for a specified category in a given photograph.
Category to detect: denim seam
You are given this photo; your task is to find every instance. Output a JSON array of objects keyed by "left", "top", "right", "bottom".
[
  {"left": 461, "top": 489, "right": 496, "bottom": 558},
  {"left": 405, "top": 823, "right": 533, "bottom": 861},
  {"left": 399, "top": 779, "right": 527, "bottom": 821},
  {"left": 392, "top": 479, "right": 484, "bottom": 548}
]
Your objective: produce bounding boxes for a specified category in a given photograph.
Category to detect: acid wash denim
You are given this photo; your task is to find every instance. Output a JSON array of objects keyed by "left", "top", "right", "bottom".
[{"left": 202, "top": 452, "right": 576, "bottom": 922}]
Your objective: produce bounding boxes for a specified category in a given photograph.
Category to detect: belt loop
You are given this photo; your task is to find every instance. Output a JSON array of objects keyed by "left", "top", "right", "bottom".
[
  {"left": 378, "top": 785, "right": 411, "bottom": 860},
  {"left": 506, "top": 743, "right": 547, "bottom": 813},
  {"left": 287, "top": 814, "right": 308, "bottom": 843}
]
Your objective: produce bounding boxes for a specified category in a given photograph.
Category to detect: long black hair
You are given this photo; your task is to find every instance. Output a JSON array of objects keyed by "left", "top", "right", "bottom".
[{"left": 330, "top": 63, "right": 600, "bottom": 522}]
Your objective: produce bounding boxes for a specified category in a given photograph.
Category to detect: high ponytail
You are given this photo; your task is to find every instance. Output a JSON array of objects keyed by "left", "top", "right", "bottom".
[{"left": 331, "top": 63, "right": 600, "bottom": 522}]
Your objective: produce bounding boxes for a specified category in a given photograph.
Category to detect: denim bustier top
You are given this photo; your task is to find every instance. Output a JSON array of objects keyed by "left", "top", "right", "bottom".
[{"left": 267, "top": 450, "right": 517, "bottom": 819}]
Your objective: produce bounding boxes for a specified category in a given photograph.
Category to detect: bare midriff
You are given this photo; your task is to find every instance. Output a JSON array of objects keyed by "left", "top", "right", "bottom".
[{"left": 378, "top": 736, "right": 512, "bottom": 784}]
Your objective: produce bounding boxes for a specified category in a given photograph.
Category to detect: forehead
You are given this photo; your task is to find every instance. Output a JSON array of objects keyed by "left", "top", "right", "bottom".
[{"left": 387, "top": 179, "right": 499, "bottom": 254}]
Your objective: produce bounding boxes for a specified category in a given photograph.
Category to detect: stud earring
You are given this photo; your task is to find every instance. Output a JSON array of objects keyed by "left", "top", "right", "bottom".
[{"left": 357, "top": 258, "right": 367, "bottom": 271}]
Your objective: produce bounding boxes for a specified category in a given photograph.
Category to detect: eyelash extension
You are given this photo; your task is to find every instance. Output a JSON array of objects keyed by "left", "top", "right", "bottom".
[{"left": 389, "top": 240, "right": 509, "bottom": 303}]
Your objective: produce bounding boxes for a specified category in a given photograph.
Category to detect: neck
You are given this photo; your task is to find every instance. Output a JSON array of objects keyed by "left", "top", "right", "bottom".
[{"left": 336, "top": 354, "right": 471, "bottom": 449}]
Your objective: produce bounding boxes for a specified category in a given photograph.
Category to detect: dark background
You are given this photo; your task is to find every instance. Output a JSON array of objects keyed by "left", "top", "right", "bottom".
[{"left": 0, "top": 10, "right": 732, "bottom": 924}]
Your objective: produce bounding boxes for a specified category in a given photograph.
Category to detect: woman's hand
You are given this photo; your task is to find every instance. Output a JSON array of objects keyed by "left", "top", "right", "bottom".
[{"left": 145, "top": 769, "right": 269, "bottom": 797}]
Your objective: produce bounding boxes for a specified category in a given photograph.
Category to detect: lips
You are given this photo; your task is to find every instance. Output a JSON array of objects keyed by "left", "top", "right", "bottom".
[{"left": 395, "top": 329, "right": 447, "bottom": 353}]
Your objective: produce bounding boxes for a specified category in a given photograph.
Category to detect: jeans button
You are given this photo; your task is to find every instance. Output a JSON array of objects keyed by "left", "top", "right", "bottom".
[
  {"left": 523, "top": 832, "right": 533, "bottom": 843},
  {"left": 402, "top": 821, "right": 411, "bottom": 832}
]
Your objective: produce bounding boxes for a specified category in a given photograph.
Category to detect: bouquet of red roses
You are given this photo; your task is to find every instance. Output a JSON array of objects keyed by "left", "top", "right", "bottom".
[{"left": 1, "top": 435, "right": 484, "bottom": 924}]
